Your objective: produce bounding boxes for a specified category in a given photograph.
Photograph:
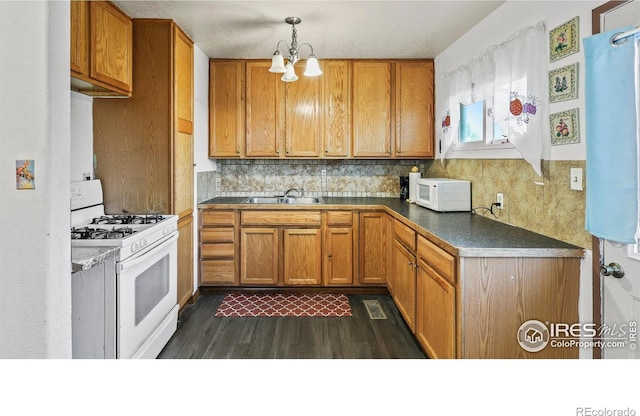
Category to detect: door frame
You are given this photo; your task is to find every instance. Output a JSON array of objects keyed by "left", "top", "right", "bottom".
[{"left": 590, "top": 0, "right": 632, "bottom": 359}]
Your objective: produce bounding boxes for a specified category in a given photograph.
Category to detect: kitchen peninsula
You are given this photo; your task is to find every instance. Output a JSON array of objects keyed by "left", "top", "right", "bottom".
[{"left": 197, "top": 197, "right": 584, "bottom": 359}]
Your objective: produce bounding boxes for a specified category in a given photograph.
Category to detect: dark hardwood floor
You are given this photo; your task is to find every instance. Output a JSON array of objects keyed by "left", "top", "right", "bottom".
[{"left": 158, "top": 294, "right": 426, "bottom": 359}]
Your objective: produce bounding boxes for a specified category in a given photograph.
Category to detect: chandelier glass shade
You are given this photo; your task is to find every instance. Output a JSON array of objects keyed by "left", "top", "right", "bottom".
[{"left": 268, "top": 17, "right": 321, "bottom": 82}]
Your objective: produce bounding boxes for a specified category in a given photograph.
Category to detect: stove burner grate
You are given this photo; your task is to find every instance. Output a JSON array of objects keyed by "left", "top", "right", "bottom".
[
  {"left": 71, "top": 226, "right": 136, "bottom": 240},
  {"left": 91, "top": 214, "right": 166, "bottom": 225}
]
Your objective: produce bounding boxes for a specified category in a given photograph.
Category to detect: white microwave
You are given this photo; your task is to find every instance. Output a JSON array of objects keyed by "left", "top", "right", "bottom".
[{"left": 415, "top": 178, "right": 471, "bottom": 212}]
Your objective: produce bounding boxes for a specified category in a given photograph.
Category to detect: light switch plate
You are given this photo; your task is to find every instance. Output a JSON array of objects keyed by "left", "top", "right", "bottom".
[{"left": 570, "top": 168, "right": 583, "bottom": 191}]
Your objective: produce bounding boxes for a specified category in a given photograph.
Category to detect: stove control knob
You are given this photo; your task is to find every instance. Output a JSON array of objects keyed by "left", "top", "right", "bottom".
[
  {"left": 132, "top": 242, "right": 140, "bottom": 253},
  {"left": 141, "top": 238, "right": 148, "bottom": 249}
]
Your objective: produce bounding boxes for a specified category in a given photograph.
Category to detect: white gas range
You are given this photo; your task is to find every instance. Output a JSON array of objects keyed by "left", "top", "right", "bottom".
[{"left": 71, "top": 179, "right": 179, "bottom": 359}]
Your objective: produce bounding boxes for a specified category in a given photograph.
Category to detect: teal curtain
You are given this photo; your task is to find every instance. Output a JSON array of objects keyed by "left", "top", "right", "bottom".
[{"left": 583, "top": 26, "right": 638, "bottom": 244}]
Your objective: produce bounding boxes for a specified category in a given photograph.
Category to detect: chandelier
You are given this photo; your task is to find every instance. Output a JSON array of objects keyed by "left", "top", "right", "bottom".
[{"left": 268, "top": 17, "right": 322, "bottom": 82}]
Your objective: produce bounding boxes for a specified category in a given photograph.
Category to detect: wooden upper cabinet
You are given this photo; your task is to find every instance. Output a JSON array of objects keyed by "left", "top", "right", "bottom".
[
  {"left": 395, "top": 61, "right": 434, "bottom": 158},
  {"left": 71, "top": 1, "right": 132, "bottom": 97},
  {"left": 91, "top": 1, "right": 133, "bottom": 95},
  {"left": 175, "top": 27, "right": 194, "bottom": 133},
  {"left": 323, "top": 60, "right": 350, "bottom": 157},
  {"left": 209, "top": 60, "right": 245, "bottom": 157},
  {"left": 352, "top": 62, "right": 393, "bottom": 157},
  {"left": 70, "top": 1, "right": 89, "bottom": 76},
  {"left": 284, "top": 74, "right": 322, "bottom": 157},
  {"left": 245, "top": 61, "right": 282, "bottom": 157}
]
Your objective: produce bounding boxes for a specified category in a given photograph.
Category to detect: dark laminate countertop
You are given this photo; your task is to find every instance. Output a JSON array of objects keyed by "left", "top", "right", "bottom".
[
  {"left": 198, "top": 197, "right": 584, "bottom": 258},
  {"left": 72, "top": 246, "right": 119, "bottom": 273}
]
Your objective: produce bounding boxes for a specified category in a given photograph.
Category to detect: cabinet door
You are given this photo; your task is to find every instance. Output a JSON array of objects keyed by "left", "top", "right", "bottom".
[
  {"left": 285, "top": 75, "right": 322, "bottom": 157},
  {"left": 395, "top": 61, "right": 434, "bottom": 158},
  {"left": 70, "top": 0, "right": 89, "bottom": 76},
  {"left": 174, "top": 131, "right": 193, "bottom": 218},
  {"left": 416, "top": 259, "right": 456, "bottom": 359},
  {"left": 358, "top": 211, "right": 388, "bottom": 284},
  {"left": 324, "top": 227, "right": 354, "bottom": 286},
  {"left": 240, "top": 227, "right": 279, "bottom": 285},
  {"left": 246, "top": 61, "right": 282, "bottom": 157},
  {"left": 352, "top": 62, "right": 392, "bottom": 157},
  {"left": 177, "top": 215, "right": 194, "bottom": 309},
  {"left": 174, "top": 26, "right": 194, "bottom": 134},
  {"left": 392, "top": 239, "right": 417, "bottom": 332},
  {"left": 283, "top": 229, "right": 322, "bottom": 285},
  {"left": 210, "top": 60, "right": 244, "bottom": 157},
  {"left": 90, "top": 1, "right": 132, "bottom": 93},
  {"left": 323, "top": 60, "right": 350, "bottom": 157}
]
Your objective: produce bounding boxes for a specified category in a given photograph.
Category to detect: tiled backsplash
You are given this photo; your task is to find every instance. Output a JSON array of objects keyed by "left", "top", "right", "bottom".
[
  {"left": 423, "top": 159, "right": 590, "bottom": 249},
  {"left": 214, "top": 159, "right": 426, "bottom": 198},
  {"left": 197, "top": 158, "right": 589, "bottom": 249}
]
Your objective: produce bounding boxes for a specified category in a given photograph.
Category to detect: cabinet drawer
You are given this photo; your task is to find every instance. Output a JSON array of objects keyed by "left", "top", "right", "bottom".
[
  {"left": 201, "top": 242, "right": 235, "bottom": 258},
  {"left": 394, "top": 219, "right": 416, "bottom": 252},
  {"left": 326, "top": 210, "right": 353, "bottom": 226},
  {"left": 201, "top": 227, "right": 235, "bottom": 243},
  {"left": 201, "top": 259, "right": 236, "bottom": 285},
  {"left": 241, "top": 210, "right": 322, "bottom": 226},
  {"left": 417, "top": 235, "right": 455, "bottom": 283},
  {"left": 202, "top": 210, "right": 235, "bottom": 226}
]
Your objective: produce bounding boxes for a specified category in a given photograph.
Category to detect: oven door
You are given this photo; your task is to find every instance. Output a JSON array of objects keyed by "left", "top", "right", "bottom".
[{"left": 117, "top": 232, "right": 178, "bottom": 359}]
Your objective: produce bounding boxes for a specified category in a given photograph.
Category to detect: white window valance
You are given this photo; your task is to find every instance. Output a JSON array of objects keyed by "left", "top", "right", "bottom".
[{"left": 437, "top": 22, "right": 547, "bottom": 176}]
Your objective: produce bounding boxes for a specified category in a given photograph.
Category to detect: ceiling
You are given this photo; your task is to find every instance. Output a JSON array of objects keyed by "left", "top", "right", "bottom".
[{"left": 113, "top": 1, "right": 505, "bottom": 60}]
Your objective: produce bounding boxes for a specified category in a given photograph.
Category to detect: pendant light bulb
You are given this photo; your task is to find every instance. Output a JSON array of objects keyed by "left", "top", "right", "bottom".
[
  {"left": 304, "top": 55, "right": 322, "bottom": 76},
  {"left": 281, "top": 62, "right": 298, "bottom": 82},
  {"left": 269, "top": 50, "right": 286, "bottom": 73}
]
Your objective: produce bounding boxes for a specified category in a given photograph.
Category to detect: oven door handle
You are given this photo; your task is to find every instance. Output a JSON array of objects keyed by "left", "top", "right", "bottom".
[{"left": 118, "top": 232, "right": 178, "bottom": 274}]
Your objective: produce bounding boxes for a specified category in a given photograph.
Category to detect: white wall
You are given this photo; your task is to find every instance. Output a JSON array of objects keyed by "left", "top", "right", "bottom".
[
  {"left": 0, "top": 1, "right": 71, "bottom": 358},
  {"left": 435, "top": 0, "right": 602, "bottom": 161},
  {"left": 435, "top": 0, "right": 602, "bottom": 358},
  {"left": 70, "top": 92, "right": 94, "bottom": 182},
  {"left": 192, "top": 44, "right": 214, "bottom": 294}
]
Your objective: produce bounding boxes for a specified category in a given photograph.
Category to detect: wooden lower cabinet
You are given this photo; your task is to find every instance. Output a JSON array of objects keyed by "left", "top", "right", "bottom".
[
  {"left": 283, "top": 229, "right": 322, "bottom": 285},
  {"left": 240, "top": 227, "right": 279, "bottom": 285},
  {"left": 413, "top": 234, "right": 581, "bottom": 359},
  {"left": 324, "top": 227, "right": 354, "bottom": 285},
  {"left": 391, "top": 239, "right": 417, "bottom": 333},
  {"left": 323, "top": 210, "right": 355, "bottom": 286},
  {"left": 177, "top": 215, "right": 194, "bottom": 309},
  {"left": 199, "top": 210, "right": 238, "bottom": 286},
  {"left": 416, "top": 258, "right": 456, "bottom": 359},
  {"left": 358, "top": 211, "right": 389, "bottom": 284}
]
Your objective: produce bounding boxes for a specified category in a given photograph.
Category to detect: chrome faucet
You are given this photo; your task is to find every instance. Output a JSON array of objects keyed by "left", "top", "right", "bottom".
[{"left": 284, "top": 188, "right": 298, "bottom": 198}]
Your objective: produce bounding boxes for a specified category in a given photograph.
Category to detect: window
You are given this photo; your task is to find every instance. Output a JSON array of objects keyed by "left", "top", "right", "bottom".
[{"left": 453, "top": 98, "right": 510, "bottom": 153}]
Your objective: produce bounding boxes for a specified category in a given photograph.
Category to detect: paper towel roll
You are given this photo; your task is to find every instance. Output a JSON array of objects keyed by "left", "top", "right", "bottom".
[{"left": 408, "top": 172, "right": 420, "bottom": 203}]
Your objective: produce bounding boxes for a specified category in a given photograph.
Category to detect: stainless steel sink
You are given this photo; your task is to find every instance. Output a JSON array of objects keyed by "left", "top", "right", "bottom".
[
  {"left": 242, "top": 196, "right": 324, "bottom": 204},
  {"left": 280, "top": 196, "right": 324, "bottom": 204}
]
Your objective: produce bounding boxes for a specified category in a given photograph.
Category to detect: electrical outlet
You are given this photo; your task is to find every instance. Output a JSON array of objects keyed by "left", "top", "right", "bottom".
[
  {"left": 496, "top": 193, "right": 504, "bottom": 209},
  {"left": 321, "top": 169, "right": 327, "bottom": 178},
  {"left": 570, "top": 168, "right": 583, "bottom": 191}
]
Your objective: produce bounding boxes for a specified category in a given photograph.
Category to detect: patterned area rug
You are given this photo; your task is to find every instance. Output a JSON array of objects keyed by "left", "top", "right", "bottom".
[{"left": 215, "top": 293, "right": 353, "bottom": 317}]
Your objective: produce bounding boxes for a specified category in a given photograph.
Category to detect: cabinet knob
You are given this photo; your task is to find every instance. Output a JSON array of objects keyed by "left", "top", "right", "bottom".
[{"left": 328, "top": 254, "right": 332, "bottom": 258}]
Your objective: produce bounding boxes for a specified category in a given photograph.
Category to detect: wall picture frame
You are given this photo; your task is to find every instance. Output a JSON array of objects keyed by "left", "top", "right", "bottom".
[
  {"left": 549, "top": 16, "right": 579, "bottom": 62},
  {"left": 549, "top": 62, "right": 578, "bottom": 103},
  {"left": 550, "top": 108, "right": 580, "bottom": 146}
]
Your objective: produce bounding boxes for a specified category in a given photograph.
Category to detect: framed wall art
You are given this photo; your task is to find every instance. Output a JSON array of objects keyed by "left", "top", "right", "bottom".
[
  {"left": 550, "top": 108, "right": 580, "bottom": 146},
  {"left": 16, "top": 159, "right": 35, "bottom": 189},
  {"left": 549, "top": 62, "right": 578, "bottom": 103},
  {"left": 549, "top": 16, "right": 579, "bottom": 62}
]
